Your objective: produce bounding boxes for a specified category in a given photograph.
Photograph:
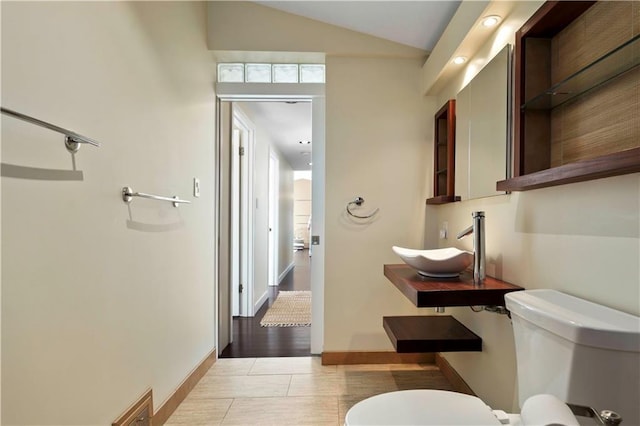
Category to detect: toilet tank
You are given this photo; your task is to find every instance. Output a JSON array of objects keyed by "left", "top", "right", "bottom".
[{"left": 505, "top": 290, "right": 640, "bottom": 425}]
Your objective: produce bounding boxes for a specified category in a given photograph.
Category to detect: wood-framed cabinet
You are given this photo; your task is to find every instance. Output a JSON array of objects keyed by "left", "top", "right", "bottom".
[
  {"left": 497, "top": 0, "right": 640, "bottom": 191},
  {"left": 427, "top": 99, "right": 460, "bottom": 204}
]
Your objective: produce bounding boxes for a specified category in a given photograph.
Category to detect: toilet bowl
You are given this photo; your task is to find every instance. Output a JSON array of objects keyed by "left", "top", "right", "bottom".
[
  {"left": 345, "top": 390, "right": 578, "bottom": 426},
  {"left": 345, "top": 390, "right": 508, "bottom": 425}
]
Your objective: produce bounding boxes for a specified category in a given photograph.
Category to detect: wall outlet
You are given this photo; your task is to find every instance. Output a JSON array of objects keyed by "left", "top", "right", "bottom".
[
  {"left": 439, "top": 221, "right": 448, "bottom": 239},
  {"left": 193, "top": 178, "right": 200, "bottom": 197}
]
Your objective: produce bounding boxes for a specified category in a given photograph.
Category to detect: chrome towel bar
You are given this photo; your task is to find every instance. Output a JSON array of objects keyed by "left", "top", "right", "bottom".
[
  {"left": 1, "top": 107, "right": 101, "bottom": 153},
  {"left": 122, "top": 187, "right": 191, "bottom": 208}
]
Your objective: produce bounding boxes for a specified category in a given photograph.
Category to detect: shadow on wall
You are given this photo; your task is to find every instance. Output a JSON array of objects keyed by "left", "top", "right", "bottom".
[
  {"left": 1, "top": 163, "right": 84, "bottom": 181},
  {"left": 514, "top": 174, "right": 639, "bottom": 238},
  {"left": 123, "top": 191, "right": 187, "bottom": 232}
]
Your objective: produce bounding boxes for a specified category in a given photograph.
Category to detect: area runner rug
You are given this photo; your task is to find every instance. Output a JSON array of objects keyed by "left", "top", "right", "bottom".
[{"left": 260, "top": 291, "right": 311, "bottom": 327}]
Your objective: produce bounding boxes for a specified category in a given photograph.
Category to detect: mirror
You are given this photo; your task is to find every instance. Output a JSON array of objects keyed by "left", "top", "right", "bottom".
[{"left": 455, "top": 44, "right": 512, "bottom": 200}]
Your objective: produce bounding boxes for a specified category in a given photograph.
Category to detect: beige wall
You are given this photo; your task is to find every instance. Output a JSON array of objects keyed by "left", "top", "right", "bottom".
[
  {"left": 425, "top": 0, "right": 640, "bottom": 412},
  {"left": 324, "top": 55, "right": 434, "bottom": 351},
  {"left": 1, "top": 2, "right": 216, "bottom": 424}
]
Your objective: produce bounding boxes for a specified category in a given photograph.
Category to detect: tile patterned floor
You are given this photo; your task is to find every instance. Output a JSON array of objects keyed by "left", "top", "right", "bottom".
[{"left": 165, "top": 357, "right": 455, "bottom": 425}]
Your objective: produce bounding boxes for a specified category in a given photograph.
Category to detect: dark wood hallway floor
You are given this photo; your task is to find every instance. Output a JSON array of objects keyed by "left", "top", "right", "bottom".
[{"left": 220, "top": 249, "right": 311, "bottom": 358}]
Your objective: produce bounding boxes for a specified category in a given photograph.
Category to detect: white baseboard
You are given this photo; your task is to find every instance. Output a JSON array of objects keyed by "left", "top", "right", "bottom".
[
  {"left": 254, "top": 290, "right": 269, "bottom": 313},
  {"left": 277, "top": 261, "right": 295, "bottom": 284}
]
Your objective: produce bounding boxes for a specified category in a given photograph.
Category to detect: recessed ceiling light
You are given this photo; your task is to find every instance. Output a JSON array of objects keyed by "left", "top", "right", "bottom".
[
  {"left": 453, "top": 56, "right": 467, "bottom": 65},
  {"left": 308, "top": 162, "right": 313, "bottom": 166},
  {"left": 481, "top": 15, "right": 501, "bottom": 28}
]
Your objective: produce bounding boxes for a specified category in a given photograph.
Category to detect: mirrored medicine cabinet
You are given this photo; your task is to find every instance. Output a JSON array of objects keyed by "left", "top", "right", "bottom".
[
  {"left": 455, "top": 44, "right": 512, "bottom": 201},
  {"left": 426, "top": 44, "right": 513, "bottom": 205}
]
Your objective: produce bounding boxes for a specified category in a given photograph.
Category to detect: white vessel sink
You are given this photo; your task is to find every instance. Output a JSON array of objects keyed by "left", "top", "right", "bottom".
[{"left": 392, "top": 246, "right": 473, "bottom": 278}]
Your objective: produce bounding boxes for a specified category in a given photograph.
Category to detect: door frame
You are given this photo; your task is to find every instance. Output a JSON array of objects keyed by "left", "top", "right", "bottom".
[{"left": 216, "top": 82, "right": 325, "bottom": 355}]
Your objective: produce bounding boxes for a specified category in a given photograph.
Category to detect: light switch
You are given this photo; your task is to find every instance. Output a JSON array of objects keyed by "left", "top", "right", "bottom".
[{"left": 193, "top": 178, "right": 200, "bottom": 197}]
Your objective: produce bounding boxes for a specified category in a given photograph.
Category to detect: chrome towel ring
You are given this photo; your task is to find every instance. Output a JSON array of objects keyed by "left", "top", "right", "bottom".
[{"left": 346, "top": 196, "right": 379, "bottom": 219}]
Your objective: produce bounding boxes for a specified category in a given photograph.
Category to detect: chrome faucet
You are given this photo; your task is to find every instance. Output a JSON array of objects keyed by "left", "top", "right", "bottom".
[{"left": 456, "top": 211, "right": 485, "bottom": 285}]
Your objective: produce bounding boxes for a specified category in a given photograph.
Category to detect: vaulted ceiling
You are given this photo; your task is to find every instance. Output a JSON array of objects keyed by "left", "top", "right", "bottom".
[
  {"left": 244, "top": 1, "right": 462, "bottom": 171},
  {"left": 256, "top": 1, "right": 461, "bottom": 51}
]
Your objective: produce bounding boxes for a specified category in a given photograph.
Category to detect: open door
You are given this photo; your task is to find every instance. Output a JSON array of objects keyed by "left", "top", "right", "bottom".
[
  {"left": 268, "top": 150, "right": 279, "bottom": 286},
  {"left": 230, "top": 128, "right": 241, "bottom": 316},
  {"left": 232, "top": 105, "right": 255, "bottom": 317}
]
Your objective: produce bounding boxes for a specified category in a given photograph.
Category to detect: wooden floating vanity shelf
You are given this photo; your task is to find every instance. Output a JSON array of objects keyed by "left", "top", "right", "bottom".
[
  {"left": 498, "top": 0, "right": 640, "bottom": 192},
  {"left": 382, "top": 264, "right": 523, "bottom": 353},
  {"left": 384, "top": 264, "right": 522, "bottom": 308}
]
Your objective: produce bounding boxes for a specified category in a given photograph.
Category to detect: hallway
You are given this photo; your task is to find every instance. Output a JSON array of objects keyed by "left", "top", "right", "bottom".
[{"left": 220, "top": 250, "right": 311, "bottom": 358}]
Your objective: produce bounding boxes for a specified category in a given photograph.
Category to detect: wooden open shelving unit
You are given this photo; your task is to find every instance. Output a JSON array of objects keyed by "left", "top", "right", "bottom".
[
  {"left": 427, "top": 100, "right": 460, "bottom": 204},
  {"left": 498, "top": 0, "right": 640, "bottom": 191}
]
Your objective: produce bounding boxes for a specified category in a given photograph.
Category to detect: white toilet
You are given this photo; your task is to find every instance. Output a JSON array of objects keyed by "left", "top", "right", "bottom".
[{"left": 345, "top": 289, "right": 640, "bottom": 425}]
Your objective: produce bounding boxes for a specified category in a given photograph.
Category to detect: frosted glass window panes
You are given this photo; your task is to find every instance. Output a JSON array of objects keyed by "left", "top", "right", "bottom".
[
  {"left": 273, "top": 64, "right": 299, "bottom": 83},
  {"left": 300, "top": 64, "right": 325, "bottom": 83},
  {"left": 218, "top": 63, "right": 244, "bottom": 82},
  {"left": 246, "top": 64, "right": 272, "bottom": 83}
]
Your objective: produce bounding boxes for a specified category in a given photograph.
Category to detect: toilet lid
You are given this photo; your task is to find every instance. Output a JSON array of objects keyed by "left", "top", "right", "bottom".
[{"left": 345, "top": 390, "right": 502, "bottom": 425}]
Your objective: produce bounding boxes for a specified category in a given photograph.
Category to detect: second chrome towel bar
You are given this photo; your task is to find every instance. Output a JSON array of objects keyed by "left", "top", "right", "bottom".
[{"left": 122, "top": 186, "right": 191, "bottom": 207}]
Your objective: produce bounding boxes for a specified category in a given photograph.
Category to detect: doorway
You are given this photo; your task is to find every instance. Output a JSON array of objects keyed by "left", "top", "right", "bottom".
[{"left": 217, "top": 95, "right": 323, "bottom": 358}]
